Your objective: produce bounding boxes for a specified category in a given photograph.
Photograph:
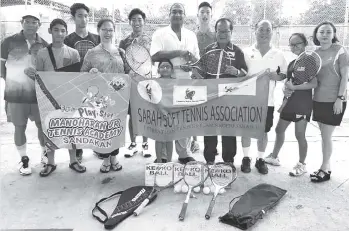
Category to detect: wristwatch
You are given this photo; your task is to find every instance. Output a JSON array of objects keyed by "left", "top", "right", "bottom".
[{"left": 337, "top": 95, "right": 345, "bottom": 100}]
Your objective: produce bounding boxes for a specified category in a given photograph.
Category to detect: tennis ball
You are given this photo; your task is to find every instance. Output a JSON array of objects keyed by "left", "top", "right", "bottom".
[
  {"left": 193, "top": 186, "right": 201, "bottom": 193},
  {"left": 181, "top": 184, "right": 189, "bottom": 193},
  {"left": 174, "top": 184, "right": 182, "bottom": 193},
  {"left": 203, "top": 186, "right": 211, "bottom": 195},
  {"left": 219, "top": 188, "right": 226, "bottom": 194}
]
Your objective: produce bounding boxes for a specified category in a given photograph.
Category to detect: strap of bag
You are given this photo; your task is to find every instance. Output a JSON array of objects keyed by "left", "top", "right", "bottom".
[
  {"left": 47, "top": 44, "right": 57, "bottom": 71},
  {"left": 92, "top": 190, "right": 123, "bottom": 224}
]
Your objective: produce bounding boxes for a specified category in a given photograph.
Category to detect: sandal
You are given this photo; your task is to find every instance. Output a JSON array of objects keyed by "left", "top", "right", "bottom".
[
  {"left": 69, "top": 162, "right": 86, "bottom": 173},
  {"left": 100, "top": 164, "right": 111, "bottom": 173},
  {"left": 40, "top": 164, "right": 57, "bottom": 177},
  {"left": 310, "top": 169, "right": 331, "bottom": 183},
  {"left": 111, "top": 163, "right": 122, "bottom": 171}
]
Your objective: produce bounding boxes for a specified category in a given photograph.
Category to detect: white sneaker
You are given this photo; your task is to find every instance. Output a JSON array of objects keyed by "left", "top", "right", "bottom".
[
  {"left": 19, "top": 156, "right": 32, "bottom": 176},
  {"left": 124, "top": 142, "right": 137, "bottom": 158},
  {"left": 289, "top": 162, "right": 307, "bottom": 177},
  {"left": 264, "top": 154, "right": 281, "bottom": 166},
  {"left": 142, "top": 142, "right": 151, "bottom": 158}
]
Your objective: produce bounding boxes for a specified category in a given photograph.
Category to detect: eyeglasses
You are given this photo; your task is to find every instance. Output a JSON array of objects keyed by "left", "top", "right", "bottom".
[
  {"left": 23, "top": 20, "right": 39, "bottom": 25},
  {"left": 288, "top": 42, "right": 304, "bottom": 48},
  {"left": 101, "top": 29, "right": 114, "bottom": 34}
]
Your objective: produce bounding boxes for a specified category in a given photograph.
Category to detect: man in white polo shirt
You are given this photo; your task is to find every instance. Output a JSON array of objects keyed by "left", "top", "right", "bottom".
[
  {"left": 150, "top": 3, "right": 200, "bottom": 164},
  {"left": 241, "top": 20, "right": 287, "bottom": 174}
]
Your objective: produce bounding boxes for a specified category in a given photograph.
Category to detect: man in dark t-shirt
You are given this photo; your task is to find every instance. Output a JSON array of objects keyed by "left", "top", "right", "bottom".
[
  {"left": 64, "top": 3, "right": 100, "bottom": 161},
  {"left": 203, "top": 18, "right": 248, "bottom": 167},
  {"left": 64, "top": 3, "right": 100, "bottom": 65}
]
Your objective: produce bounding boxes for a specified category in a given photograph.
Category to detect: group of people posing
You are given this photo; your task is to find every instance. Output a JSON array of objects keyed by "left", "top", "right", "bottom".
[{"left": 1, "top": 2, "right": 347, "bottom": 183}]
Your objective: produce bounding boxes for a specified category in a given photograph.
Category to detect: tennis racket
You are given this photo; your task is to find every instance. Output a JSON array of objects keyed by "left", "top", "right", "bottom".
[
  {"left": 205, "top": 162, "right": 237, "bottom": 219},
  {"left": 179, "top": 49, "right": 231, "bottom": 78},
  {"left": 35, "top": 73, "right": 76, "bottom": 150},
  {"left": 74, "top": 40, "right": 96, "bottom": 59},
  {"left": 277, "top": 51, "right": 322, "bottom": 113},
  {"left": 134, "top": 163, "right": 182, "bottom": 216},
  {"left": 178, "top": 161, "right": 209, "bottom": 221},
  {"left": 125, "top": 40, "right": 152, "bottom": 78}
]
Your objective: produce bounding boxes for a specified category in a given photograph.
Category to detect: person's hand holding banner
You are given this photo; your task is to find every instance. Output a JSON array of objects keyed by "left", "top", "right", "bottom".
[
  {"left": 89, "top": 68, "right": 100, "bottom": 74},
  {"left": 224, "top": 65, "right": 240, "bottom": 76},
  {"left": 24, "top": 67, "right": 37, "bottom": 81}
]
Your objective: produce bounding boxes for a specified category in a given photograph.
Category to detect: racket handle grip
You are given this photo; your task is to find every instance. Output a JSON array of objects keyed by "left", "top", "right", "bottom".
[
  {"left": 133, "top": 198, "right": 150, "bottom": 216},
  {"left": 205, "top": 199, "right": 216, "bottom": 220},
  {"left": 178, "top": 203, "right": 188, "bottom": 221},
  {"left": 277, "top": 99, "right": 288, "bottom": 113}
]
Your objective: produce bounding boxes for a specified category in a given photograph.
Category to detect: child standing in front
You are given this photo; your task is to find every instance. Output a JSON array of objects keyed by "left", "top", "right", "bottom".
[{"left": 154, "top": 60, "right": 174, "bottom": 163}]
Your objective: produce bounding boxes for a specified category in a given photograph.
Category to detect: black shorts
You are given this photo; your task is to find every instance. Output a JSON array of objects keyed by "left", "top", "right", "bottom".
[
  {"left": 265, "top": 107, "right": 274, "bottom": 133},
  {"left": 312, "top": 101, "right": 347, "bottom": 126},
  {"left": 280, "top": 112, "right": 311, "bottom": 122}
]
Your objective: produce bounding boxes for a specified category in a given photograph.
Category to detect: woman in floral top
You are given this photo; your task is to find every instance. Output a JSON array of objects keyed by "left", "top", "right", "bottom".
[{"left": 81, "top": 18, "right": 124, "bottom": 173}]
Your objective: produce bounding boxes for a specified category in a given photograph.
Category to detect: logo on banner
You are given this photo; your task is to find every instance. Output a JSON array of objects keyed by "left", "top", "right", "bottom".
[
  {"left": 173, "top": 86, "right": 207, "bottom": 106},
  {"left": 137, "top": 80, "right": 162, "bottom": 104},
  {"left": 218, "top": 81, "right": 256, "bottom": 97}
]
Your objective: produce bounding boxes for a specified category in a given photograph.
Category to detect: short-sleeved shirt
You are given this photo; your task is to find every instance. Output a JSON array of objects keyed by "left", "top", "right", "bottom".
[
  {"left": 36, "top": 45, "right": 80, "bottom": 71},
  {"left": 196, "top": 30, "right": 216, "bottom": 57},
  {"left": 243, "top": 45, "right": 288, "bottom": 106},
  {"left": 80, "top": 44, "right": 125, "bottom": 74},
  {"left": 203, "top": 42, "right": 248, "bottom": 79},
  {"left": 64, "top": 32, "right": 100, "bottom": 61},
  {"left": 1, "top": 31, "right": 48, "bottom": 103},
  {"left": 119, "top": 33, "right": 152, "bottom": 74},
  {"left": 150, "top": 26, "right": 200, "bottom": 79},
  {"left": 314, "top": 44, "right": 349, "bottom": 102},
  {"left": 283, "top": 59, "right": 313, "bottom": 114}
]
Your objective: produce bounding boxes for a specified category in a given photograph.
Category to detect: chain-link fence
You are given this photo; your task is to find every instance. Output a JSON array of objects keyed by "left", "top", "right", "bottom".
[{"left": 1, "top": 0, "right": 348, "bottom": 49}]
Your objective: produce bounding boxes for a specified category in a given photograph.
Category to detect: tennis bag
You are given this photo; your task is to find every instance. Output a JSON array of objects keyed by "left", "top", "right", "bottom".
[
  {"left": 219, "top": 183, "right": 287, "bottom": 230},
  {"left": 92, "top": 186, "right": 157, "bottom": 230}
]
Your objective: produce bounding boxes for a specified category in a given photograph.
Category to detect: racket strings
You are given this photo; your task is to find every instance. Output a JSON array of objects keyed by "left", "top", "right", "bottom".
[
  {"left": 74, "top": 40, "right": 95, "bottom": 59},
  {"left": 210, "top": 165, "right": 234, "bottom": 186},
  {"left": 293, "top": 52, "right": 321, "bottom": 85},
  {"left": 183, "top": 163, "right": 207, "bottom": 186}
]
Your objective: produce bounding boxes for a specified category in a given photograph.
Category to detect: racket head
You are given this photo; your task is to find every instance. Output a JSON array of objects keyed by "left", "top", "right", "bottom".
[
  {"left": 125, "top": 42, "right": 152, "bottom": 77},
  {"left": 209, "top": 162, "right": 237, "bottom": 187},
  {"left": 292, "top": 51, "right": 321, "bottom": 85},
  {"left": 182, "top": 49, "right": 229, "bottom": 76},
  {"left": 182, "top": 161, "right": 209, "bottom": 187},
  {"left": 74, "top": 40, "right": 96, "bottom": 59}
]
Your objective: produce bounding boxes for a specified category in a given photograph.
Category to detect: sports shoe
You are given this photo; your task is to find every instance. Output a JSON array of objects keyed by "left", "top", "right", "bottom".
[
  {"left": 19, "top": 156, "right": 32, "bottom": 176},
  {"left": 125, "top": 142, "right": 137, "bottom": 158},
  {"left": 264, "top": 154, "right": 281, "bottom": 166},
  {"left": 241, "top": 157, "right": 251, "bottom": 173},
  {"left": 289, "top": 162, "right": 307, "bottom": 177},
  {"left": 41, "top": 150, "right": 48, "bottom": 165},
  {"left": 142, "top": 142, "right": 151, "bottom": 158},
  {"left": 255, "top": 158, "right": 268, "bottom": 174},
  {"left": 190, "top": 140, "right": 200, "bottom": 153}
]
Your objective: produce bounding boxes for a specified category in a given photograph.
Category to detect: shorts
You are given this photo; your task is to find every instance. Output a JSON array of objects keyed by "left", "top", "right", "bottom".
[
  {"left": 6, "top": 102, "right": 41, "bottom": 126},
  {"left": 313, "top": 101, "right": 347, "bottom": 126},
  {"left": 265, "top": 107, "right": 274, "bottom": 133},
  {"left": 280, "top": 112, "right": 311, "bottom": 122}
]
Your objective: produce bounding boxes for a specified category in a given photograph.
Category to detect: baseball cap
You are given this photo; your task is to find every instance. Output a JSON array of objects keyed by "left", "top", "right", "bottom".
[{"left": 22, "top": 9, "right": 41, "bottom": 21}]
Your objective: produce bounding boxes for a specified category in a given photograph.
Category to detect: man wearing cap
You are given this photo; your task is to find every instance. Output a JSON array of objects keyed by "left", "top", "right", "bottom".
[
  {"left": 1, "top": 11, "right": 48, "bottom": 175},
  {"left": 150, "top": 3, "right": 200, "bottom": 164}
]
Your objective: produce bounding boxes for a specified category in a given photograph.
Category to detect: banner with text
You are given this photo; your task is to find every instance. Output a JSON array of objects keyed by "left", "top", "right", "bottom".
[
  {"left": 131, "top": 72, "right": 270, "bottom": 141},
  {"left": 35, "top": 72, "right": 130, "bottom": 153}
]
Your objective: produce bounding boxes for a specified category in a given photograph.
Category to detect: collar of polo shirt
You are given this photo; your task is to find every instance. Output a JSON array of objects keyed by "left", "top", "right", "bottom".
[{"left": 211, "top": 41, "right": 234, "bottom": 50}]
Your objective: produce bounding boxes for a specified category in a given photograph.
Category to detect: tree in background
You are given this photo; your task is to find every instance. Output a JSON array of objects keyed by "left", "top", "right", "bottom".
[{"left": 299, "top": 0, "right": 346, "bottom": 24}]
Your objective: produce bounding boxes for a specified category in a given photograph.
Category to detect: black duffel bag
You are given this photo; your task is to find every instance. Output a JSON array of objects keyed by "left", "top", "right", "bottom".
[{"left": 219, "top": 183, "right": 287, "bottom": 230}]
